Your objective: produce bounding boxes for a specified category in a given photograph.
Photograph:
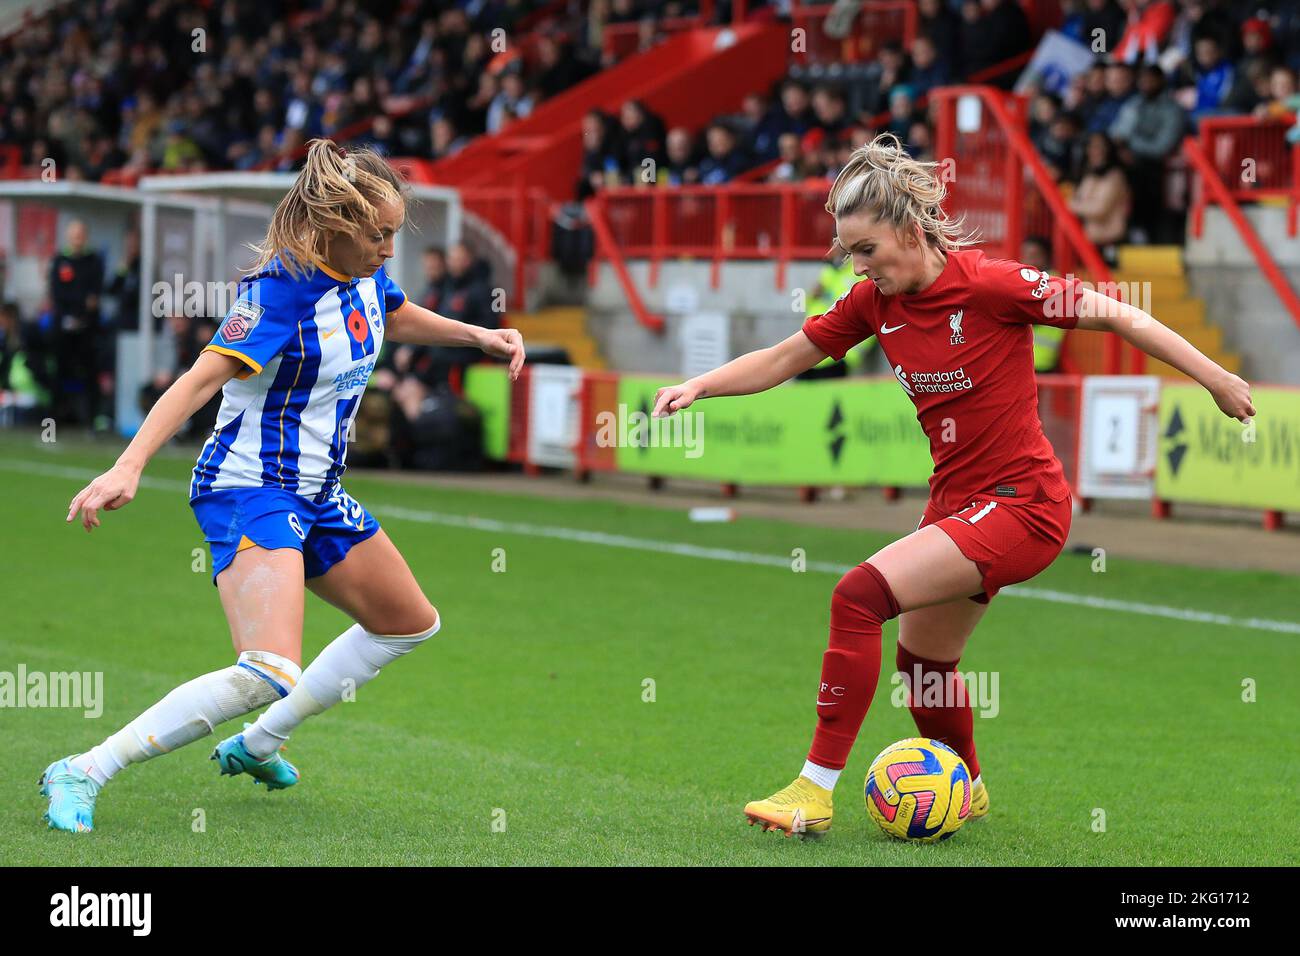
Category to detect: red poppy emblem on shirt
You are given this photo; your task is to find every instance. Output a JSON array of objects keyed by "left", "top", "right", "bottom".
[
  {"left": 58, "top": 264, "right": 74, "bottom": 283},
  {"left": 346, "top": 309, "right": 368, "bottom": 343}
]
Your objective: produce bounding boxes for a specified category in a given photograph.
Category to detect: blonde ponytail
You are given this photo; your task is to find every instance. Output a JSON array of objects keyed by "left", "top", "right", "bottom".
[
  {"left": 250, "top": 139, "right": 410, "bottom": 277},
  {"left": 825, "top": 132, "right": 978, "bottom": 252}
]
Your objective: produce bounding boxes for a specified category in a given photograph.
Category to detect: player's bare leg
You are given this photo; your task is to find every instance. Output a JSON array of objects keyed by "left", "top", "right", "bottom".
[
  {"left": 745, "top": 526, "right": 985, "bottom": 837},
  {"left": 43, "top": 547, "right": 306, "bottom": 830},
  {"left": 898, "top": 597, "right": 991, "bottom": 817},
  {"left": 236, "top": 529, "right": 439, "bottom": 761}
]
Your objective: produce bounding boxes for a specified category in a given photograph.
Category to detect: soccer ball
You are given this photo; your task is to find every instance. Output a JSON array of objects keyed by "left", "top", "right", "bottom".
[{"left": 864, "top": 737, "right": 972, "bottom": 842}]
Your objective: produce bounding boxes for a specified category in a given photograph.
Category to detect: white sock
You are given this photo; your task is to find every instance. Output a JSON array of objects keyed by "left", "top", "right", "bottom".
[
  {"left": 242, "top": 619, "right": 440, "bottom": 758},
  {"left": 69, "top": 651, "right": 301, "bottom": 786},
  {"left": 800, "top": 759, "right": 841, "bottom": 791}
]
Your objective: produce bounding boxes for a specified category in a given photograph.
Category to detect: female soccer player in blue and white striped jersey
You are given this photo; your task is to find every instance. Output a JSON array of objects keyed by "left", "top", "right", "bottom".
[{"left": 42, "top": 139, "right": 525, "bottom": 832}]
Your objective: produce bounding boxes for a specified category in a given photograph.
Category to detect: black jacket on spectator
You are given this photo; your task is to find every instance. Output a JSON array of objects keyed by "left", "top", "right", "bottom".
[
  {"left": 920, "top": 5, "right": 961, "bottom": 71},
  {"left": 49, "top": 251, "right": 103, "bottom": 330},
  {"left": 962, "top": 0, "right": 1033, "bottom": 83}
]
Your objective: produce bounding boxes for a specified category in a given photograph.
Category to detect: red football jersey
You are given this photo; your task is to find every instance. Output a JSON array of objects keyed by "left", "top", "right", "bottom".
[{"left": 801, "top": 248, "right": 1079, "bottom": 514}]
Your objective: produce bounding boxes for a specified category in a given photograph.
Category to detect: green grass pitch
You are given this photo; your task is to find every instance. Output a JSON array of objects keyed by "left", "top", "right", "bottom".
[{"left": 2, "top": 432, "right": 1297, "bottom": 866}]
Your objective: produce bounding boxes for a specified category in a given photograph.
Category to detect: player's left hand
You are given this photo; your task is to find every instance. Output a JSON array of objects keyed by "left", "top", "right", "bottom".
[
  {"left": 480, "top": 328, "right": 526, "bottom": 381},
  {"left": 1210, "top": 371, "right": 1255, "bottom": 423}
]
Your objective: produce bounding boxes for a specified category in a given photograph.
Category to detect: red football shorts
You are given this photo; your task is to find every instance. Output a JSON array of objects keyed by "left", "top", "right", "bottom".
[{"left": 918, "top": 493, "right": 1073, "bottom": 604}]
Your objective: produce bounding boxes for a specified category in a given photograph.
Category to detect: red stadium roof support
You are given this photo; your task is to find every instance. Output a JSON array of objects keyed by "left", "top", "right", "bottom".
[{"left": 1183, "top": 135, "right": 1300, "bottom": 332}]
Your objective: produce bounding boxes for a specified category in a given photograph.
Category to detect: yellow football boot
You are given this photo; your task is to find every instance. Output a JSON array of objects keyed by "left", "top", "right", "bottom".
[
  {"left": 969, "top": 775, "right": 989, "bottom": 819},
  {"left": 744, "top": 776, "right": 834, "bottom": 838}
]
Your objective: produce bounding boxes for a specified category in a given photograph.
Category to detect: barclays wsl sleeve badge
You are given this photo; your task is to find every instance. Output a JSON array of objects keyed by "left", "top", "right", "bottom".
[{"left": 219, "top": 299, "right": 264, "bottom": 343}]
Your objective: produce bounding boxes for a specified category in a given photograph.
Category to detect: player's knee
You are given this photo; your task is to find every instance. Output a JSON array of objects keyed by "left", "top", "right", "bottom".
[
  {"left": 831, "top": 562, "right": 901, "bottom": 629},
  {"left": 369, "top": 603, "right": 439, "bottom": 646}
]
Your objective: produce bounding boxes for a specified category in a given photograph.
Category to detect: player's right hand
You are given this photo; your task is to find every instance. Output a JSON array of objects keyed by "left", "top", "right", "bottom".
[
  {"left": 66, "top": 465, "right": 141, "bottom": 532},
  {"left": 653, "top": 382, "right": 700, "bottom": 418}
]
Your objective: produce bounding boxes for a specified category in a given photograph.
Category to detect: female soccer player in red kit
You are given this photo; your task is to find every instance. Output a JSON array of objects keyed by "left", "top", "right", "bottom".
[{"left": 653, "top": 134, "right": 1255, "bottom": 837}]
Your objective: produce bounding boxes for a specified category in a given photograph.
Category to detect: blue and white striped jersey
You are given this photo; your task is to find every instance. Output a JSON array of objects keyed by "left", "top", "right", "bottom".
[{"left": 190, "top": 257, "right": 406, "bottom": 501}]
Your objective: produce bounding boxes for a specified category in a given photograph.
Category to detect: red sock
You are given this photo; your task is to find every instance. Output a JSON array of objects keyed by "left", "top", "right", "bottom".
[
  {"left": 807, "top": 562, "right": 900, "bottom": 771},
  {"left": 895, "top": 643, "right": 981, "bottom": 779}
]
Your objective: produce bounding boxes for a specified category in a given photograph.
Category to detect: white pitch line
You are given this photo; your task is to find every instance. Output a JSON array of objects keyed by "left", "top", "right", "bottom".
[{"left": 8, "top": 457, "right": 1299, "bottom": 635}]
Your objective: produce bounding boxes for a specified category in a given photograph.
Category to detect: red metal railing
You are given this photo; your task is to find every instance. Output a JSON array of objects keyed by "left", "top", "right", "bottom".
[
  {"left": 1191, "top": 114, "right": 1299, "bottom": 238},
  {"left": 591, "top": 181, "right": 833, "bottom": 292},
  {"left": 1183, "top": 134, "right": 1300, "bottom": 331},
  {"left": 932, "top": 86, "right": 1138, "bottom": 375},
  {"left": 586, "top": 196, "right": 665, "bottom": 332},
  {"left": 573, "top": 370, "right": 623, "bottom": 477}
]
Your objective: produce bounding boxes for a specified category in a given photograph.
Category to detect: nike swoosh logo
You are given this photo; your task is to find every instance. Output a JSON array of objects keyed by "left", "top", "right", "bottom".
[
  {"left": 322, "top": 327, "right": 340, "bottom": 339},
  {"left": 879, "top": 323, "right": 906, "bottom": 334},
  {"left": 815, "top": 700, "right": 840, "bottom": 707}
]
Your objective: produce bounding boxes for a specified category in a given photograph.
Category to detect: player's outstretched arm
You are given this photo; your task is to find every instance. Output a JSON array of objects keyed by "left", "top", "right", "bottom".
[
  {"left": 385, "top": 301, "right": 525, "bottom": 381},
  {"left": 1072, "top": 287, "right": 1255, "bottom": 422},
  {"left": 66, "top": 350, "right": 244, "bottom": 532},
  {"left": 653, "top": 330, "right": 827, "bottom": 417}
]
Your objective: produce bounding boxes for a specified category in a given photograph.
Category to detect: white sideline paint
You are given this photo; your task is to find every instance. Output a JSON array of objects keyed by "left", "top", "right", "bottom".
[{"left": 8, "top": 457, "right": 1299, "bottom": 635}]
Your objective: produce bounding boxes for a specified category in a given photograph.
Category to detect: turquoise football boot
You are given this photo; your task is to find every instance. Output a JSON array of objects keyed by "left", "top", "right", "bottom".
[
  {"left": 39, "top": 757, "right": 101, "bottom": 832},
  {"left": 211, "top": 732, "right": 299, "bottom": 791}
]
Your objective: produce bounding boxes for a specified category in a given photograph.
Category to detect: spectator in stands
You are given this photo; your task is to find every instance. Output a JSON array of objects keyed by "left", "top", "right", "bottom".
[
  {"left": 105, "top": 228, "right": 142, "bottom": 332},
  {"left": 138, "top": 313, "right": 219, "bottom": 439},
  {"left": 697, "top": 123, "right": 751, "bottom": 185},
  {"left": 960, "top": 0, "right": 1033, "bottom": 83},
  {"left": 885, "top": 86, "right": 919, "bottom": 144},
  {"left": 1030, "top": 91, "right": 1062, "bottom": 147},
  {"left": 443, "top": 243, "right": 498, "bottom": 332},
  {"left": 578, "top": 109, "right": 624, "bottom": 197},
  {"left": 909, "top": 36, "right": 951, "bottom": 99},
  {"left": 747, "top": 81, "right": 813, "bottom": 163},
  {"left": 421, "top": 247, "right": 450, "bottom": 315},
  {"left": 918, "top": 0, "right": 961, "bottom": 72},
  {"left": 810, "top": 85, "right": 850, "bottom": 141},
  {"left": 534, "top": 34, "right": 593, "bottom": 100},
  {"left": 620, "top": 99, "right": 667, "bottom": 184},
  {"left": 1068, "top": 132, "right": 1131, "bottom": 257},
  {"left": 1110, "top": 64, "right": 1186, "bottom": 241},
  {"left": 1113, "top": 0, "right": 1177, "bottom": 64},
  {"left": 864, "top": 42, "right": 911, "bottom": 116},
  {"left": 431, "top": 115, "right": 468, "bottom": 160},
  {"left": 487, "top": 70, "right": 535, "bottom": 134},
  {"left": 47, "top": 220, "right": 106, "bottom": 428},
  {"left": 1254, "top": 65, "right": 1300, "bottom": 121},
  {"left": 1240, "top": 16, "right": 1278, "bottom": 79},
  {"left": 1020, "top": 235, "right": 1053, "bottom": 273},
  {"left": 1178, "top": 34, "right": 1241, "bottom": 120},
  {"left": 1071, "top": 62, "right": 1109, "bottom": 131},
  {"left": 906, "top": 119, "right": 936, "bottom": 162},
  {"left": 1088, "top": 63, "right": 1138, "bottom": 133},
  {"left": 737, "top": 92, "right": 774, "bottom": 162},
  {"left": 1040, "top": 109, "right": 1084, "bottom": 182},
  {"left": 663, "top": 127, "right": 701, "bottom": 185},
  {"left": 767, "top": 131, "right": 804, "bottom": 182}
]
